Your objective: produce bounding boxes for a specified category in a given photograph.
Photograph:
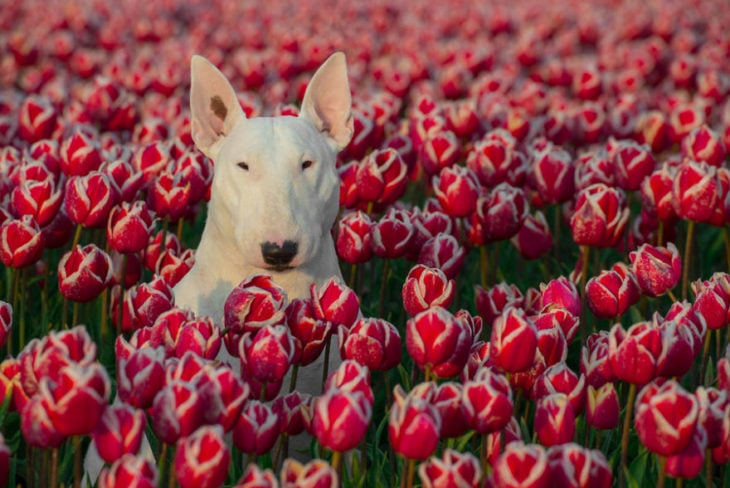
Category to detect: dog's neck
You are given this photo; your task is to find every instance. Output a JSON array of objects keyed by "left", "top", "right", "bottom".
[{"left": 174, "top": 207, "right": 341, "bottom": 322}]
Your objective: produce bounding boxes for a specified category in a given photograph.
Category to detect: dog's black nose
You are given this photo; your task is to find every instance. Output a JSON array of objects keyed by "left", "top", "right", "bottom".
[{"left": 261, "top": 241, "right": 298, "bottom": 267}]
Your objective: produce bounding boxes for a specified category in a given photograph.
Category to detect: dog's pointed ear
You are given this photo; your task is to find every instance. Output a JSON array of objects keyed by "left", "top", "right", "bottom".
[
  {"left": 299, "top": 52, "right": 354, "bottom": 152},
  {"left": 190, "top": 55, "right": 246, "bottom": 158}
]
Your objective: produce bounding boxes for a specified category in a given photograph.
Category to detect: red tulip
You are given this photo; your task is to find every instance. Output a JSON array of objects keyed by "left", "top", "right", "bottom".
[
  {"left": 92, "top": 404, "right": 146, "bottom": 463},
  {"left": 402, "top": 264, "right": 454, "bottom": 316},
  {"left": 418, "top": 449, "right": 481, "bottom": 488},
  {"left": 236, "top": 464, "right": 278, "bottom": 488},
  {"left": 232, "top": 400, "right": 280, "bottom": 456},
  {"left": 174, "top": 425, "right": 230, "bottom": 488},
  {"left": 355, "top": 148, "right": 408, "bottom": 205},
  {"left": 0, "top": 215, "right": 45, "bottom": 268},
  {"left": 97, "top": 454, "right": 158, "bottom": 488},
  {"left": 239, "top": 325, "right": 296, "bottom": 384},
  {"left": 0, "top": 302, "right": 11, "bottom": 353},
  {"left": 389, "top": 384, "right": 441, "bottom": 460},
  {"left": 511, "top": 211, "right": 553, "bottom": 260},
  {"left": 57, "top": 244, "right": 113, "bottom": 302},
  {"left": 285, "top": 298, "right": 332, "bottom": 367},
  {"left": 45, "top": 362, "right": 111, "bottom": 436},
  {"left": 60, "top": 129, "right": 103, "bottom": 176},
  {"left": 672, "top": 159, "right": 720, "bottom": 223},
  {"left": 417, "top": 233, "right": 465, "bottom": 280},
  {"left": 610, "top": 139, "right": 655, "bottom": 191},
  {"left": 281, "top": 459, "right": 338, "bottom": 488},
  {"left": 432, "top": 165, "right": 480, "bottom": 218},
  {"left": 64, "top": 171, "right": 117, "bottom": 228},
  {"left": 585, "top": 262, "right": 641, "bottom": 319},
  {"left": 547, "top": 443, "right": 612, "bottom": 488},
  {"left": 586, "top": 383, "right": 620, "bottom": 430},
  {"left": 570, "top": 183, "right": 629, "bottom": 248},
  {"left": 406, "top": 307, "right": 471, "bottom": 379},
  {"left": 433, "top": 382, "right": 469, "bottom": 438},
  {"left": 224, "top": 274, "right": 287, "bottom": 335},
  {"left": 491, "top": 442, "right": 549, "bottom": 488},
  {"left": 146, "top": 170, "right": 191, "bottom": 222},
  {"left": 472, "top": 183, "right": 528, "bottom": 244},
  {"left": 608, "top": 321, "right": 662, "bottom": 385},
  {"left": 272, "top": 391, "right": 310, "bottom": 437},
  {"left": 339, "top": 317, "right": 402, "bottom": 371},
  {"left": 311, "top": 389, "right": 372, "bottom": 452},
  {"left": 682, "top": 124, "right": 726, "bottom": 167},
  {"left": 634, "top": 379, "right": 699, "bottom": 456},
  {"left": 17, "top": 96, "right": 57, "bottom": 143},
  {"left": 335, "top": 211, "right": 373, "bottom": 264},
  {"left": 461, "top": 366, "right": 513, "bottom": 434},
  {"left": 371, "top": 207, "right": 415, "bottom": 259},
  {"left": 629, "top": 242, "right": 681, "bottom": 297},
  {"left": 529, "top": 142, "right": 575, "bottom": 204},
  {"left": 419, "top": 130, "right": 460, "bottom": 177},
  {"left": 490, "top": 307, "right": 537, "bottom": 373},
  {"left": 150, "top": 380, "right": 204, "bottom": 444},
  {"left": 311, "top": 277, "right": 360, "bottom": 329},
  {"left": 107, "top": 201, "right": 155, "bottom": 254}
]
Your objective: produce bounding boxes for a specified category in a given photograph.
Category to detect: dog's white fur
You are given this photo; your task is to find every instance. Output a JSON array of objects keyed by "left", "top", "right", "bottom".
[
  {"left": 85, "top": 53, "right": 353, "bottom": 481},
  {"left": 173, "top": 52, "right": 353, "bottom": 317}
]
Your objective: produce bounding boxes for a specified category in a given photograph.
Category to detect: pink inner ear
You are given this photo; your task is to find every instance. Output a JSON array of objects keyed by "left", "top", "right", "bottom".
[{"left": 210, "top": 96, "right": 228, "bottom": 123}]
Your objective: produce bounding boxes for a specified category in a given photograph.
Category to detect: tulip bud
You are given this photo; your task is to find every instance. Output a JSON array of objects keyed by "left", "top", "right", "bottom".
[
  {"left": 232, "top": 400, "right": 280, "bottom": 456},
  {"left": 281, "top": 459, "right": 338, "bottom": 488},
  {"left": 97, "top": 454, "right": 158, "bottom": 488},
  {"left": 634, "top": 379, "right": 699, "bottom": 456},
  {"left": 529, "top": 143, "right": 575, "bottom": 205},
  {"left": 419, "top": 130, "right": 460, "bottom": 177},
  {"left": 236, "top": 463, "right": 278, "bottom": 487},
  {"left": 371, "top": 208, "right": 415, "bottom": 259},
  {"left": 672, "top": 159, "right": 720, "bottom": 223},
  {"left": 339, "top": 317, "right": 401, "bottom": 371},
  {"left": 547, "top": 443, "right": 612, "bottom": 488},
  {"left": 147, "top": 170, "right": 192, "bottom": 222},
  {"left": 311, "top": 277, "right": 360, "bottom": 329},
  {"left": 355, "top": 148, "right": 408, "bottom": 205},
  {"left": 239, "top": 325, "right": 295, "bottom": 384},
  {"left": 418, "top": 233, "right": 465, "bottom": 280},
  {"left": 418, "top": 449, "right": 481, "bottom": 488},
  {"left": 461, "top": 367, "right": 513, "bottom": 434},
  {"left": 174, "top": 425, "right": 230, "bottom": 488},
  {"left": 585, "top": 263, "right": 641, "bottom": 319},
  {"left": 335, "top": 211, "right": 373, "bottom": 264},
  {"left": 608, "top": 321, "right": 662, "bottom": 385},
  {"left": 472, "top": 183, "right": 528, "bottom": 244},
  {"left": 570, "top": 183, "right": 629, "bottom": 248},
  {"left": 490, "top": 307, "right": 538, "bottom": 373},
  {"left": 402, "top": 265, "right": 454, "bottom": 316},
  {"left": 511, "top": 211, "right": 553, "bottom": 260},
  {"left": 150, "top": 380, "right": 204, "bottom": 444},
  {"left": 92, "top": 404, "right": 146, "bottom": 464},
  {"left": 224, "top": 275, "right": 287, "bottom": 335},
  {"left": 64, "top": 171, "right": 117, "bottom": 228},
  {"left": 682, "top": 124, "right": 726, "bottom": 167},
  {"left": 107, "top": 201, "right": 155, "bottom": 254},
  {"left": 57, "top": 244, "right": 113, "bottom": 302},
  {"left": 432, "top": 165, "right": 480, "bottom": 218},
  {"left": 406, "top": 307, "right": 471, "bottom": 379},
  {"left": 311, "top": 389, "right": 372, "bottom": 452},
  {"left": 629, "top": 242, "right": 681, "bottom": 297},
  {"left": 586, "top": 383, "right": 620, "bottom": 430},
  {"left": 0, "top": 215, "right": 45, "bottom": 268},
  {"left": 491, "top": 442, "right": 549, "bottom": 488},
  {"left": 389, "top": 384, "right": 441, "bottom": 460},
  {"left": 610, "top": 139, "right": 655, "bottom": 191}
]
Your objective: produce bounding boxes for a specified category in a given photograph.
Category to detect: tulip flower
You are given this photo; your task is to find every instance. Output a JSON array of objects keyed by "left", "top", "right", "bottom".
[
  {"left": 339, "top": 317, "right": 402, "bottom": 371},
  {"left": 232, "top": 400, "right": 280, "bottom": 456},
  {"left": 402, "top": 264, "right": 454, "bottom": 316},
  {"left": 64, "top": 171, "right": 117, "bottom": 228},
  {"left": 406, "top": 307, "right": 471, "bottom": 379},
  {"left": 57, "top": 244, "right": 113, "bottom": 302},
  {"left": 311, "top": 389, "right": 372, "bottom": 453},
  {"left": 0, "top": 215, "right": 45, "bottom": 268},
  {"left": 461, "top": 366, "right": 513, "bottom": 434},
  {"left": 490, "top": 307, "right": 538, "bottom": 373},
  {"left": 97, "top": 454, "right": 158, "bottom": 488},
  {"left": 491, "top": 442, "right": 549, "bottom": 488},
  {"left": 389, "top": 384, "right": 441, "bottom": 461},
  {"left": 174, "top": 425, "right": 231, "bottom": 488},
  {"left": 547, "top": 443, "right": 612, "bottom": 488},
  {"left": 418, "top": 449, "right": 481, "bottom": 488},
  {"left": 335, "top": 211, "right": 373, "bottom": 264},
  {"left": 224, "top": 274, "right": 287, "bottom": 335},
  {"left": 92, "top": 404, "right": 146, "bottom": 463},
  {"left": 629, "top": 243, "right": 681, "bottom": 298},
  {"left": 281, "top": 459, "right": 338, "bottom": 488}
]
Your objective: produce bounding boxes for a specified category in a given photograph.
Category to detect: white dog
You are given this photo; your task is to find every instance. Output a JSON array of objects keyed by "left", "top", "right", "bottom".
[
  {"left": 86, "top": 53, "right": 353, "bottom": 481},
  {"left": 173, "top": 52, "right": 353, "bottom": 316}
]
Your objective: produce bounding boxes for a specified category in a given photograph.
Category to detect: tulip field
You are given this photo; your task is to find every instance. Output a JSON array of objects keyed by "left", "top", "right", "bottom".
[{"left": 3, "top": 0, "right": 730, "bottom": 486}]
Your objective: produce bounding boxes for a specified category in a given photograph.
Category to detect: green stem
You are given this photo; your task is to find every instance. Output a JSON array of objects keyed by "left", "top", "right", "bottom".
[
  {"left": 289, "top": 364, "right": 299, "bottom": 393},
  {"left": 378, "top": 259, "right": 390, "bottom": 319},
  {"left": 331, "top": 450, "right": 343, "bottom": 482},
  {"left": 158, "top": 443, "right": 168, "bottom": 486},
  {"left": 72, "top": 301, "right": 79, "bottom": 328},
  {"left": 400, "top": 458, "right": 416, "bottom": 488},
  {"left": 657, "top": 219, "right": 664, "bottom": 247},
  {"left": 480, "top": 246, "right": 488, "bottom": 289},
  {"left": 656, "top": 455, "right": 667, "bottom": 488},
  {"left": 348, "top": 263, "right": 358, "bottom": 292},
  {"left": 619, "top": 382, "right": 637, "bottom": 488},
  {"left": 71, "top": 224, "right": 83, "bottom": 249},
  {"left": 50, "top": 448, "right": 59, "bottom": 488},
  {"left": 580, "top": 245, "right": 590, "bottom": 339},
  {"left": 322, "top": 338, "right": 332, "bottom": 393},
  {"left": 700, "top": 330, "right": 712, "bottom": 386},
  {"left": 682, "top": 220, "right": 695, "bottom": 301},
  {"left": 74, "top": 436, "right": 82, "bottom": 488},
  {"left": 176, "top": 217, "right": 184, "bottom": 243}
]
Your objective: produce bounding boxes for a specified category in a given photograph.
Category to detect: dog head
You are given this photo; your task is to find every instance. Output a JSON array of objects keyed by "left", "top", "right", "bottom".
[{"left": 189, "top": 53, "right": 353, "bottom": 272}]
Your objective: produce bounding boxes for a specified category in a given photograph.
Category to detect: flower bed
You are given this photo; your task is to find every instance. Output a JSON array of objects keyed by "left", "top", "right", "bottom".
[{"left": 1, "top": 0, "right": 730, "bottom": 486}]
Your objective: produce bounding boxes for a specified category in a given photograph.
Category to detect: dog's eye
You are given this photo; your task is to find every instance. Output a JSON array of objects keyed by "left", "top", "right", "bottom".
[
  {"left": 302, "top": 160, "right": 313, "bottom": 170},
  {"left": 238, "top": 162, "right": 249, "bottom": 171}
]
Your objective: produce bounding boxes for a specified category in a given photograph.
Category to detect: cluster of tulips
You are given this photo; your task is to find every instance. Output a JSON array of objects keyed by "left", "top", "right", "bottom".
[{"left": 2, "top": 0, "right": 730, "bottom": 486}]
